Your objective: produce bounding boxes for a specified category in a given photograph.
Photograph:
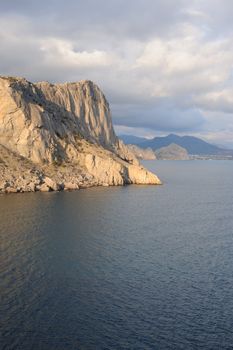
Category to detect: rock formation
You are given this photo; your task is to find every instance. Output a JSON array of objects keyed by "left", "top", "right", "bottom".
[
  {"left": 155, "top": 143, "right": 189, "bottom": 160},
  {"left": 127, "top": 144, "right": 156, "bottom": 160},
  {"left": 0, "top": 76, "right": 161, "bottom": 193}
]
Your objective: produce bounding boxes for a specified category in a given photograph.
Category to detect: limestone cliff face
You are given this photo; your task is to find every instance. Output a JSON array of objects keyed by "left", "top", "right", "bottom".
[
  {"left": 0, "top": 76, "right": 161, "bottom": 193},
  {"left": 0, "top": 77, "right": 130, "bottom": 163}
]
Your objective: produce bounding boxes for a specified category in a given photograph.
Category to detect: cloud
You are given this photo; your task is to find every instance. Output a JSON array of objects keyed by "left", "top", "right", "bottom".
[
  {"left": 40, "top": 39, "right": 116, "bottom": 68},
  {"left": 195, "top": 89, "right": 233, "bottom": 113},
  {"left": 0, "top": 0, "right": 186, "bottom": 41},
  {"left": 135, "top": 27, "right": 233, "bottom": 97},
  {"left": 111, "top": 101, "right": 205, "bottom": 132}
]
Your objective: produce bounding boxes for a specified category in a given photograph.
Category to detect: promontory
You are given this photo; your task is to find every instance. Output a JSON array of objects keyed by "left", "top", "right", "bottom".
[{"left": 0, "top": 76, "right": 161, "bottom": 193}]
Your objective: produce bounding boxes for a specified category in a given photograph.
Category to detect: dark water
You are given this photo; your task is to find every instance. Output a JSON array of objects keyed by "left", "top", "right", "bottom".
[{"left": 1, "top": 161, "right": 233, "bottom": 350}]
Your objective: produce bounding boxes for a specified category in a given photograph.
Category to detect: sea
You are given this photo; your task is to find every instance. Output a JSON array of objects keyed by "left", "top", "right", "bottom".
[{"left": 1, "top": 160, "right": 233, "bottom": 349}]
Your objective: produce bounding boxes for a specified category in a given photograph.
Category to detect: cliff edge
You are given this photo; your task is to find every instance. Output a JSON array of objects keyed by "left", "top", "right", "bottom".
[{"left": 0, "top": 76, "right": 161, "bottom": 193}]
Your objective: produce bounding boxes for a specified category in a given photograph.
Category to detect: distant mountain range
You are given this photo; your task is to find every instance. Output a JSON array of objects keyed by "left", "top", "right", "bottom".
[
  {"left": 119, "top": 135, "right": 148, "bottom": 145},
  {"left": 120, "top": 134, "right": 232, "bottom": 156}
]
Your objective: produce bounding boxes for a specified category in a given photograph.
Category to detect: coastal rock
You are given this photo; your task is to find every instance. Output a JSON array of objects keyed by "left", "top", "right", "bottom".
[
  {"left": 5, "top": 187, "right": 18, "bottom": 193},
  {"left": 0, "top": 181, "right": 9, "bottom": 190},
  {"left": 0, "top": 76, "right": 161, "bottom": 193},
  {"left": 80, "top": 147, "right": 161, "bottom": 185},
  {"left": 43, "top": 177, "right": 60, "bottom": 191},
  {"left": 38, "top": 183, "right": 50, "bottom": 192},
  {"left": 64, "top": 182, "right": 79, "bottom": 191},
  {"left": 127, "top": 164, "right": 161, "bottom": 184},
  {"left": 83, "top": 153, "right": 124, "bottom": 186},
  {"left": 28, "top": 182, "right": 36, "bottom": 192}
]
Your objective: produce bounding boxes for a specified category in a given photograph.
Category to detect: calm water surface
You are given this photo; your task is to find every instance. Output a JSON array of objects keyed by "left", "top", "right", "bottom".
[{"left": 1, "top": 161, "right": 233, "bottom": 349}]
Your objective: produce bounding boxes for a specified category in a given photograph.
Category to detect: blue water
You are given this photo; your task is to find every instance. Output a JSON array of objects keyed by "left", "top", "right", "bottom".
[{"left": 1, "top": 160, "right": 233, "bottom": 349}]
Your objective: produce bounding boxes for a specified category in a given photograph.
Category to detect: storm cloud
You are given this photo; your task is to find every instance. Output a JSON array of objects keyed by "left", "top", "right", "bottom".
[{"left": 0, "top": 0, "right": 233, "bottom": 146}]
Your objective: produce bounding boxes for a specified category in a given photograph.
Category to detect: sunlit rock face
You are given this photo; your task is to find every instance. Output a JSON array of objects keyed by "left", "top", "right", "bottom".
[{"left": 0, "top": 76, "right": 161, "bottom": 193}]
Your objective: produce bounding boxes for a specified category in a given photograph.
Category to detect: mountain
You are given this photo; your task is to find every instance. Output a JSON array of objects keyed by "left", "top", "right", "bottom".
[
  {"left": 127, "top": 145, "right": 156, "bottom": 160},
  {"left": 155, "top": 143, "right": 189, "bottom": 160},
  {"left": 139, "top": 134, "right": 225, "bottom": 155},
  {"left": 119, "top": 134, "right": 148, "bottom": 145},
  {"left": 0, "top": 76, "right": 161, "bottom": 193}
]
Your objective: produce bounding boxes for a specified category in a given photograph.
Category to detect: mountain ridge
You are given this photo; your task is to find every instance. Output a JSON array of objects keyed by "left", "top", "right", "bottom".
[{"left": 121, "top": 133, "right": 231, "bottom": 155}]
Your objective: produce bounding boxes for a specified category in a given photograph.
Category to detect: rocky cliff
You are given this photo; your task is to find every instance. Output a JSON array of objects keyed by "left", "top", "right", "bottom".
[{"left": 0, "top": 76, "right": 161, "bottom": 193}]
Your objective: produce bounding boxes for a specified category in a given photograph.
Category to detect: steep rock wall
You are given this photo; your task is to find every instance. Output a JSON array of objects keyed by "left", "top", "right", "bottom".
[{"left": 0, "top": 76, "right": 161, "bottom": 192}]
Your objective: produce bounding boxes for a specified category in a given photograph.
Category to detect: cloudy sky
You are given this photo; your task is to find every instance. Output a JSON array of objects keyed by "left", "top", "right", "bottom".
[{"left": 1, "top": 0, "right": 233, "bottom": 147}]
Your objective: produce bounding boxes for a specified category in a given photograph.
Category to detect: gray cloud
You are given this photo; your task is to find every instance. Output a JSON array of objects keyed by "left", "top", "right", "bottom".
[
  {"left": 0, "top": 0, "right": 233, "bottom": 146},
  {"left": 111, "top": 102, "right": 205, "bottom": 132},
  {"left": 0, "top": 0, "right": 185, "bottom": 40}
]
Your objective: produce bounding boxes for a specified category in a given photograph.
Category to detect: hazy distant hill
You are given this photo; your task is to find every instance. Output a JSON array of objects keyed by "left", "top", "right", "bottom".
[
  {"left": 119, "top": 135, "right": 148, "bottom": 145},
  {"left": 127, "top": 144, "right": 156, "bottom": 160},
  {"left": 139, "top": 134, "right": 225, "bottom": 155},
  {"left": 155, "top": 143, "right": 189, "bottom": 160}
]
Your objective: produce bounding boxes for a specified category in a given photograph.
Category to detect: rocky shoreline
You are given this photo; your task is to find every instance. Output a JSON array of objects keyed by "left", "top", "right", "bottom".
[{"left": 0, "top": 141, "right": 161, "bottom": 194}]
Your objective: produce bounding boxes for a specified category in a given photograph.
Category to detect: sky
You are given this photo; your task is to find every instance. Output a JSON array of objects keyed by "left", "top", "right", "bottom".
[{"left": 0, "top": 0, "right": 233, "bottom": 147}]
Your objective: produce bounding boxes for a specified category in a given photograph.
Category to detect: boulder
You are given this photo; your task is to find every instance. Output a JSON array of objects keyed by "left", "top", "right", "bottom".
[{"left": 38, "top": 184, "right": 50, "bottom": 192}]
